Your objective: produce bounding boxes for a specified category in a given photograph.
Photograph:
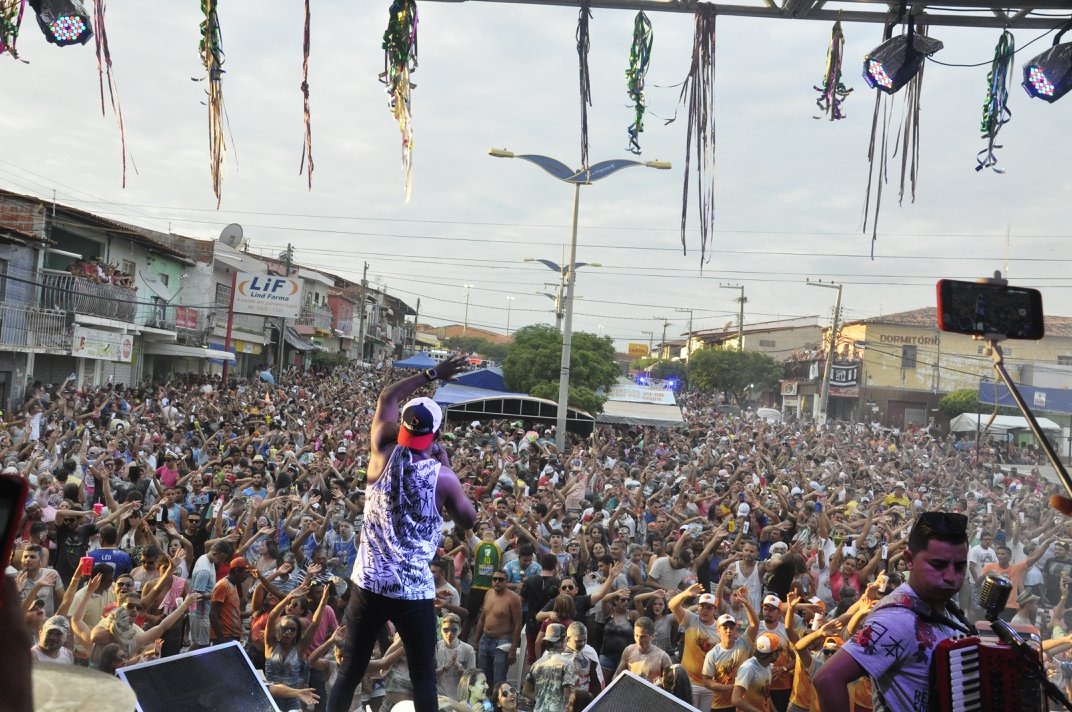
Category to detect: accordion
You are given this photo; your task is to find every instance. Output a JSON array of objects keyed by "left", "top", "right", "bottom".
[{"left": 931, "top": 635, "right": 1045, "bottom": 712}]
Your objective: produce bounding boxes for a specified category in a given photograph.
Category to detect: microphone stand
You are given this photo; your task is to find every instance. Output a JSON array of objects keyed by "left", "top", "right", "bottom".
[{"left": 985, "top": 609, "right": 1072, "bottom": 711}]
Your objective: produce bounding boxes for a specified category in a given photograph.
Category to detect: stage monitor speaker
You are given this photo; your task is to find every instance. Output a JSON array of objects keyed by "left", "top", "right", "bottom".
[
  {"left": 585, "top": 671, "right": 695, "bottom": 712},
  {"left": 116, "top": 641, "right": 281, "bottom": 712}
]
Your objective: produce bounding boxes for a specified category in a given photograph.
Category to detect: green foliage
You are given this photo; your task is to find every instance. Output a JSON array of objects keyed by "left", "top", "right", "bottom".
[
  {"left": 938, "top": 389, "right": 981, "bottom": 418},
  {"left": 502, "top": 325, "right": 618, "bottom": 414},
  {"left": 688, "top": 348, "right": 781, "bottom": 402},
  {"left": 629, "top": 356, "right": 659, "bottom": 371},
  {"left": 311, "top": 350, "right": 350, "bottom": 370},
  {"left": 442, "top": 336, "right": 510, "bottom": 361},
  {"left": 650, "top": 359, "right": 688, "bottom": 387}
]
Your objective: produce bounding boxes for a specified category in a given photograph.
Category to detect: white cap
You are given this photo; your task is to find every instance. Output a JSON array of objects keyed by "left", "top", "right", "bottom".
[{"left": 736, "top": 502, "right": 751, "bottom": 517}]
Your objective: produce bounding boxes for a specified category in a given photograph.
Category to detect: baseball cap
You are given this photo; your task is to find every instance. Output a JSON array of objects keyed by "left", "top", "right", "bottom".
[
  {"left": 253, "top": 454, "right": 264, "bottom": 462},
  {"left": 1017, "top": 589, "right": 1040, "bottom": 606},
  {"left": 769, "top": 542, "right": 789, "bottom": 555},
  {"left": 762, "top": 594, "right": 782, "bottom": 609},
  {"left": 398, "top": 397, "right": 443, "bottom": 451},
  {"left": 229, "top": 556, "right": 250, "bottom": 570},
  {"left": 736, "top": 502, "right": 751, "bottom": 517},
  {"left": 716, "top": 613, "right": 736, "bottom": 626},
  {"left": 756, "top": 631, "right": 781, "bottom": 654},
  {"left": 544, "top": 623, "right": 566, "bottom": 643},
  {"left": 698, "top": 593, "right": 717, "bottom": 606},
  {"left": 43, "top": 615, "right": 70, "bottom": 636}
]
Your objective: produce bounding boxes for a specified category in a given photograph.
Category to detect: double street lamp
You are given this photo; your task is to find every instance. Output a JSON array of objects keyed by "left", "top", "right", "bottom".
[
  {"left": 490, "top": 148, "right": 671, "bottom": 451},
  {"left": 525, "top": 257, "right": 600, "bottom": 332}
]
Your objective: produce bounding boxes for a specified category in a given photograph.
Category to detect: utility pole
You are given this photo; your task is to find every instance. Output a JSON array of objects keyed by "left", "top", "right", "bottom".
[
  {"left": 277, "top": 243, "right": 293, "bottom": 373},
  {"left": 720, "top": 284, "right": 746, "bottom": 350},
  {"left": 807, "top": 279, "right": 843, "bottom": 424},
  {"left": 463, "top": 285, "right": 474, "bottom": 335},
  {"left": 411, "top": 297, "right": 420, "bottom": 354},
  {"left": 675, "top": 307, "right": 694, "bottom": 360},
  {"left": 653, "top": 316, "right": 670, "bottom": 359},
  {"left": 357, "top": 261, "right": 369, "bottom": 363},
  {"left": 641, "top": 330, "right": 654, "bottom": 356}
]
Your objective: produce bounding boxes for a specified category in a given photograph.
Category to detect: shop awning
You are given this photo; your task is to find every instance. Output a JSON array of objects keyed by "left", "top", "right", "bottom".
[
  {"left": 283, "top": 327, "right": 322, "bottom": 352},
  {"left": 142, "top": 342, "right": 235, "bottom": 363}
]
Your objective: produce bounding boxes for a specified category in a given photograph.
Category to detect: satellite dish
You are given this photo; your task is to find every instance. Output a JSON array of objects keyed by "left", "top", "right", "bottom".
[{"left": 219, "top": 223, "right": 244, "bottom": 249}]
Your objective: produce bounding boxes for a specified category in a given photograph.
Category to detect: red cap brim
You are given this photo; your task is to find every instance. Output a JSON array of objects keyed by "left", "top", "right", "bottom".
[{"left": 398, "top": 429, "right": 435, "bottom": 451}]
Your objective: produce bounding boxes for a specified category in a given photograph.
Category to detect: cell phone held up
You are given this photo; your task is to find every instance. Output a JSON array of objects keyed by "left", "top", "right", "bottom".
[
  {"left": 936, "top": 279, "right": 1044, "bottom": 340},
  {"left": 0, "top": 474, "right": 29, "bottom": 574}
]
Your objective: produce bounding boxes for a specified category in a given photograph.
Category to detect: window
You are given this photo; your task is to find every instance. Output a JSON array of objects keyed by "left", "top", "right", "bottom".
[
  {"left": 901, "top": 345, "right": 917, "bottom": 369},
  {"left": 122, "top": 260, "right": 135, "bottom": 276},
  {"left": 159, "top": 274, "right": 169, "bottom": 287},
  {"left": 1059, "top": 356, "right": 1072, "bottom": 366},
  {"left": 758, "top": 339, "right": 776, "bottom": 348},
  {"left": 0, "top": 258, "right": 7, "bottom": 301},
  {"left": 215, "top": 282, "right": 231, "bottom": 306}
]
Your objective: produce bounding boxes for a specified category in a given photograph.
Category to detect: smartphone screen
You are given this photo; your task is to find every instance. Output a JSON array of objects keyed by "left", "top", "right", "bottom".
[{"left": 936, "top": 279, "right": 1044, "bottom": 340}]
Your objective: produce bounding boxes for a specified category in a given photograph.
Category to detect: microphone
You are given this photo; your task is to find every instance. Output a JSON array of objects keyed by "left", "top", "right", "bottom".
[
  {"left": 979, "top": 573, "right": 1012, "bottom": 622},
  {"left": 1050, "top": 494, "right": 1072, "bottom": 518},
  {"left": 945, "top": 598, "right": 978, "bottom": 636}
]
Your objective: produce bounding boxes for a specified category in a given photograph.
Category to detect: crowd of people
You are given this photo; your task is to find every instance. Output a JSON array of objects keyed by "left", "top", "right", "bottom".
[
  {"left": 3, "top": 357, "right": 1072, "bottom": 712},
  {"left": 65, "top": 257, "right": 136, "bottom": 288}
]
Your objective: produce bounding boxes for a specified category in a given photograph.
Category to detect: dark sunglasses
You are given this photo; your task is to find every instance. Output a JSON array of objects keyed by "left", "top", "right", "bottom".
[
  {"left": 125, "top": 603, "right": 143, "bottom": 610},
  {"left": 492, "top": 576, "right": 507, "bottom": 582},
  {"left": 279, "top": 626, "right": 298, "bottom": 633},
  {"left": 442, "top": 626, "right": 459, "bottom": 633},
  {"left": 560, "top": 584, "right": 576, "bottom": 590}
]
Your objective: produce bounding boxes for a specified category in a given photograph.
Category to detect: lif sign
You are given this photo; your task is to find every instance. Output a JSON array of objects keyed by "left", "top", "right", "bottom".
[{"left": 233, "top": 273, "right": 303, "bottom": 319}]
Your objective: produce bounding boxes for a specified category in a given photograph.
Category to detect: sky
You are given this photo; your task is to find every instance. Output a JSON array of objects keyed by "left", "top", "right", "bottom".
[{"left": 3, "top": 1, "right": 1072, "bottom": 354}]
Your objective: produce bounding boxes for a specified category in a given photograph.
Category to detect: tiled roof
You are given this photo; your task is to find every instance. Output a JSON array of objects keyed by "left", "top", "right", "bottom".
[{"left": 846, "top": 306, "right": 1072, "bottom": 338}]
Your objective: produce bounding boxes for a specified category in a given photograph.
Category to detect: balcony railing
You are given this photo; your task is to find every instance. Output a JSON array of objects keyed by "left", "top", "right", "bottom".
[
  {"left": 38, "top": 270, "right": 136, "bottom": 323},
  {"left": 0, "top": 303, "right": 70, "bottom": 352},
  {"left": 297, "top": 303, "right": 332, "bottom": 333}
]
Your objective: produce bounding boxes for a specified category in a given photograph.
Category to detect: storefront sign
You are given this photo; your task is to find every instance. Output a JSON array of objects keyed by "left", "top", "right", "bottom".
[
  {"left": 72, "top": 325, "right": 134, "bottom": 363},
  {"left": 233, "top": 274, "right": 302, "bottom": 319}
]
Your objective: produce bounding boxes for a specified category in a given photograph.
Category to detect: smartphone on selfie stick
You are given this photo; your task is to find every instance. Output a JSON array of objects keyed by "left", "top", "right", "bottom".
[{"left": 937, "top": 274, "right": 1072, "bottom": 517}]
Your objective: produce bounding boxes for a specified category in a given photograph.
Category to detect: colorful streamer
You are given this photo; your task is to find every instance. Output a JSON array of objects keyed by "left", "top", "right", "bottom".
[
  {"left": 976, "top": 30, "right": 1014, "bottom": 173},
  {"left": 93, "top": 0, "right": 133, "bottom": 188},
  {"left": 677, "top": 6, "right": 717, "bottom": 266},
  {"left": 0, "top": 0, "right": 26, "bottom": 60},
  {"left": 199, "top": 0, "right": 227, "bottom": 207},
  {"left": 576, "top": 0, "right": 593, "bottom": 168},
  {"left": 380, "top": 0, "right": 418, "bottom": 202},
  {"left": 625, "top": 10, "right": 653, "bottom": 154},
  {"left": 813, "top": 20, "right": 852, "bottom": 120},
  {"left": 299, "top": 0, "right": 313, "bottom": 189}
]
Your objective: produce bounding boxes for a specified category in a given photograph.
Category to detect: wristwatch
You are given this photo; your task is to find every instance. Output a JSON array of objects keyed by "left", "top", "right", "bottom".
[{"left": 422, "top": 368, "right": 438, "bottom": 382}]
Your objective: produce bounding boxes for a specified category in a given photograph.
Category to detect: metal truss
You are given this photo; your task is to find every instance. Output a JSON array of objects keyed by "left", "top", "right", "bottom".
[{"left": 425, "top": 0, "right": 1072, "bottom": 30}]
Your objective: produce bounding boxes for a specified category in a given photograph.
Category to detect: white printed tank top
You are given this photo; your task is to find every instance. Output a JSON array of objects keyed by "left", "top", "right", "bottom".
[{"left": 352, "top": 445, "right": 442, "bottom": 600}]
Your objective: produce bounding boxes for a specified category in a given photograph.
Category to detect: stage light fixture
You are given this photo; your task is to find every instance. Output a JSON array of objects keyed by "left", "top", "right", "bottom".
[
  {"left": 1022, "top": 28, "right": 1072, "bottom": 103},
  {"left": 28, "top": 0, "right": 92, "bottom": 47},
  {"left": 863, "top": 32, "right": 943, "bottom": 94}
]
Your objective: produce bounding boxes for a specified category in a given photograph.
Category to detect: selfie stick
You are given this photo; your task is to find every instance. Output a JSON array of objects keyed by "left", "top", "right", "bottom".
[{"left": 975, "top": 273, "right": 1072, "bottom": 516}]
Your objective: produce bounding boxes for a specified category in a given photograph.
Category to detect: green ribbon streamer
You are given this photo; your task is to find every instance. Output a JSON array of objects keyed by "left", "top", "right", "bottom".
[{"left": 625, "top": 11, "right": 653, "bottom": 154}]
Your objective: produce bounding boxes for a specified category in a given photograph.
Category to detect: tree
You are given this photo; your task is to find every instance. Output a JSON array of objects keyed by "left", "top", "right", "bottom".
[
  {"left": 442, "top": 336, "right": 511, "bottom": 362},
  {"left": 650, "top": 360, "right": 688, "bottom": 388},
  {"left": 938, "top": 388, "right": 980, "bottom": 418},
  {"left": 688, "top": 348, "right": 781, "bottom": 403},
  {"left": 311, "top": 350, "right": 349, "bottom": 370},
  {"left": 502, "top": 325, "right": 619, "bottom": 413}
]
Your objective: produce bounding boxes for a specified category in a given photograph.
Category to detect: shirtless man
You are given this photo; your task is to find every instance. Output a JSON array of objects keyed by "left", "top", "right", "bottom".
[{"left": 474, "top": 567, "right": 522, "bottom": 689}]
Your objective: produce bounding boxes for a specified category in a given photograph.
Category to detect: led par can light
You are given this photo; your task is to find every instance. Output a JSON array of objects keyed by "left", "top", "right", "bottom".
[
  {"left": 1023, "top": 43, "right": 1072, "bottom": 103},
  {"left": 863, "top": 33, "right": 943, "bottom": 94},
  {"left": 29, "top": 0, "right": 92, "bottom": 47}
]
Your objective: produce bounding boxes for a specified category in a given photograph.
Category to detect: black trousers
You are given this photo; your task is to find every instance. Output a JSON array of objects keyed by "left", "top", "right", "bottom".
[{"left": 326, "top": 587, "right": 438, "bottom": 712}]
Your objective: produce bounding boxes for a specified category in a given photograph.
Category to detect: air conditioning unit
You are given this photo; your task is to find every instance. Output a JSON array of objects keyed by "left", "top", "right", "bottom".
[{"left": 781, "top": 381, "right": 798, "bottom": 396}]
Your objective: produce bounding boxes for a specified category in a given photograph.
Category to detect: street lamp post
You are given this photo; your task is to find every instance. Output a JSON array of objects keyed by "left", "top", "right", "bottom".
[
  {"left": 463, "top": 284, "right": 474, "bottom": 336},
  {"left": 491, "top": 148, "right": 671, "bottom": 452},
  {"left": 506, "top": 296, "right": 514, "bottom": 336},
  {"left": 525, "top": 258, "right": 599, "bottom": 332}
]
